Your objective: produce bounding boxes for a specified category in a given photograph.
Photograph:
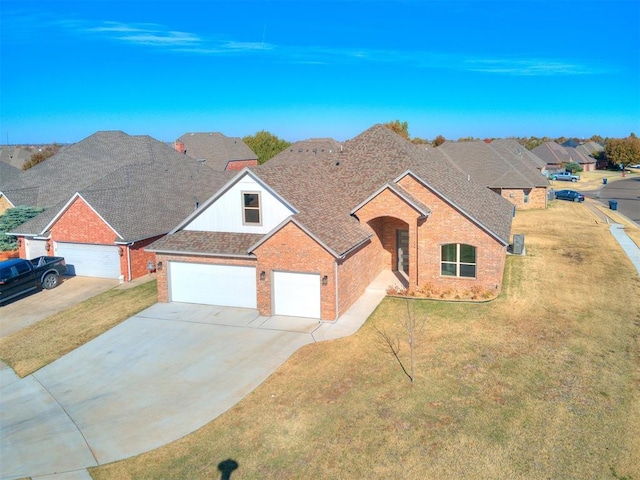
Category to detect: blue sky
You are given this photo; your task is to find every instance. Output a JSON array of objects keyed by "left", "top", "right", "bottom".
[{"left": 1, "top": 0, "right": 639, "bottom": 144}]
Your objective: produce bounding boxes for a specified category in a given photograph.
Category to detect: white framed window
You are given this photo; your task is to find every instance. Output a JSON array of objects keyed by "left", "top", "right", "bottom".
[
  {"left": 242, "top": 192, "right": 261, "bottom": 225},
  {"left": 441, "top": 243, "right": 476, "bottom": 278}
]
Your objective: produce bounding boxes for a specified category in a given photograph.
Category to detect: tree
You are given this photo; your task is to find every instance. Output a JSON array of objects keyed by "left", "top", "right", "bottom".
[
  {"left": 564, "top": 162, "right": 583, "bottom": 174},
  {"left": 242, "top": 131, "right": 291, "bottom": 164},
  {"left": 432, "top": 135, "right": 446, "bottom": 147},
  {"left": 374, "top": 299, "right": 426, "bottom": 384},
  {"left": 383, "top": 120, "right": 410, "bottom": 140},
  {"left": 605, "top": 134, "right": 640, "bottom": 168},
  {"left": 22, "top": 144, "right": 61, "bottom": 170},
  {"left": 0, "top": 206, "right": 44, "bottom": 251}
]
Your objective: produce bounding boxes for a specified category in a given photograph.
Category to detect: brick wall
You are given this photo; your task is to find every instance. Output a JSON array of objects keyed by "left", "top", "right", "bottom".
[
  {"left": 495, "top": 187, "right": 547, "bottom": 210},
  {"left": 48, "top": 197, "right": 163, "bottom": 281},
  {"left": 336, "top": 240, "right": 382, "bottom": 317},
  {"left": 254, "top": 221, "right": 336, "bottom": 320},
  {"left": 127, "top": 235, "right": 163, "bottom": 280},
  {"left": 398, "top": 175, "right": 507, "bottom": 294},
  {"left": 226, "top": 160, "right": 258, "bottom": 171}
]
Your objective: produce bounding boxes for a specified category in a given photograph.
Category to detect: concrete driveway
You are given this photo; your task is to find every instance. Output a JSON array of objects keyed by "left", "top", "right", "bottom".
[
  {"left": 0, "top": 271, "right": 395, "bottom": 480},
  {"left": 0, "top": 303, "right": 320, "bottom": 479},
  {"left": 0, "top": 276, "right": 119, "bottom": 338}
]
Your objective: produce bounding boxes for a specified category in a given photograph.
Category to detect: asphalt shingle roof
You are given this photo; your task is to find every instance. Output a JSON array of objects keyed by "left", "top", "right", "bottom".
[
  {"left": 255, "top": 125, "right": 514, "bottom": 253},
  {"left": 176, "top": 132, "right": 258, "bottom": 171},
  {"left": 151, "top": 125, "right": 515, "bottom": 257},
  {"left": 9, "top": 131, "right": 235, "bottom": 241},
  {"left": 147, "top": 230, "right": 262, "bottom": 256},
  {"left": 531, "top": 142, "right": 596, "bottom": 166},
  {"left": 437, "top": 140, "right": 549, "bottom": 189}
]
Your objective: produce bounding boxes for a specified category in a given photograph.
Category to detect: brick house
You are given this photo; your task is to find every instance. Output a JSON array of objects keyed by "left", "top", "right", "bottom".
[
  {"left": 174, "top": 132, "right": 258, "bottom": 171},
  {"left": 10, "top": 132, "right": 232, "bottom": 281},
  {"left": 438, "top": 139, "right": 550, "bottom": 210},
  {"left": 148, "top": 125, "right": 514, "bottom": 321},
  {"left": 532, "top": 141, "right": 597, "bottom": 172}
]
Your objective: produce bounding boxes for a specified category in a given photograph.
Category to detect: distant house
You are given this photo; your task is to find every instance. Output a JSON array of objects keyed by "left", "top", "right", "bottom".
[
  {"left": 148, "top": 125, "right": 514, "bottom": 322},
  {"left": 0, "top": 146, "right": 35, "bottom": 170},
  {"left": 174, "top": 132, "right": 258, "bottom": 171},
  {"left": 531, "top": 142, "right": 596, "bottom": 172},
  {"left": 438, "top": 139, "right": 550, "bottom": 210},
  {"left": 9, "top": 131, "right": 232, "bottom": 281}
]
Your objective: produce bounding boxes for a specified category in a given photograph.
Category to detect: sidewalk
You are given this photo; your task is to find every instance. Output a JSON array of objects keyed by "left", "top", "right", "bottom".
[{"left": 586, "top": 199, "right": 640, "bottom": 277}]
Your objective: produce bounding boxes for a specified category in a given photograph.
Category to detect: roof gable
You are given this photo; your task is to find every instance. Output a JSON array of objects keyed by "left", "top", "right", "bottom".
[{"left": 171, "top": 168, "right": 296, "bottom": 235}]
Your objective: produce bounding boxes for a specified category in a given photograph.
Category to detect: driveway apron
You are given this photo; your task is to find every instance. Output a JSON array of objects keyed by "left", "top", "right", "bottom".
[{"left": 0, "top": 303, "right": 317, "bottom": 479}]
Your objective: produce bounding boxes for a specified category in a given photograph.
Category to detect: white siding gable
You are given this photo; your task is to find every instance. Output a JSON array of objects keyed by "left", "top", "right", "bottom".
[{"left": 185, "top": 174, "right": 295, "bottom": 234}]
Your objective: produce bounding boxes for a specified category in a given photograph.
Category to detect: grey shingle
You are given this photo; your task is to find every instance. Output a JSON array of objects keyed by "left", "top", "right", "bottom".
[
  {"left": 146, "top": 230, "right": 262, "bottom": 257},
  {"left": 176, "top": 132, "right": 258, "bottom": 171}
]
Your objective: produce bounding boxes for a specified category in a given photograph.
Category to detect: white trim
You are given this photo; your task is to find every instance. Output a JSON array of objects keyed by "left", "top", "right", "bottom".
[
  {"left": 169, "top": 168, "right": 298, "bottom": 234},
  {"left": 0, "top": 192, "right": 15, "bottom": 208}
]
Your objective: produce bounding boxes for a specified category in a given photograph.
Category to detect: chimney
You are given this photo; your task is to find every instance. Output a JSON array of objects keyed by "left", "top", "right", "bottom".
[{"left": 174, "top": 140, "right": 186, "bottom": 154}]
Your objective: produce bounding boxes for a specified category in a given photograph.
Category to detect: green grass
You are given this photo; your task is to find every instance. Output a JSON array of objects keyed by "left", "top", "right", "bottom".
[
  {"left": 0, "top": 280, "right": 158, "bottom": 377},
  {"left": 90, "top": 202, "right": 640, "bottom": 479}
]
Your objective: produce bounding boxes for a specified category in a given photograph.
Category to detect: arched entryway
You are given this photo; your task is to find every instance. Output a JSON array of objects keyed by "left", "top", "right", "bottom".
[{"left": 366, "top": 216, "right": 411, "bottom": 286}]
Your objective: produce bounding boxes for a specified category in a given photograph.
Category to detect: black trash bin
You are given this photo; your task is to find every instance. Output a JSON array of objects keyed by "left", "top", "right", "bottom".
[
  {"left": 603, "top": 178, "right": 608, "bottom": 185},
  {"left": 609, "top": 200, "right": 618, "bottom": 210}
]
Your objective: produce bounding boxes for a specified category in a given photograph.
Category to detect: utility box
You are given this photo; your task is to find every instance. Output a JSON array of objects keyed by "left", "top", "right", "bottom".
[{"left": 513, "top": 234, "right": 525, "bottom": 255}]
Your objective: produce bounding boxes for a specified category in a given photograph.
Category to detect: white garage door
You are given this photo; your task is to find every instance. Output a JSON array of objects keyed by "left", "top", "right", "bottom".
[
  {"left": 54, "top": 242, "right": 121, "bottom": 278},
  {"left": 169, "top": 262, "right": 256, "bottom": 308},
  {"left": 26, "top": 239, "right": 48, "bottom": 259},
  {"left": 273, "top": 271, "right": 321, "bottom": 319}
]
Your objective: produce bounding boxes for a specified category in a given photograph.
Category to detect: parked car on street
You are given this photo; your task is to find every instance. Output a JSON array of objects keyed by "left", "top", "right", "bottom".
[
  {"left": 0, "top": 256, "right": 67, "bottom": 304},
  {"left": 554, "top": 189, "right": 585, "bottom": 202}
]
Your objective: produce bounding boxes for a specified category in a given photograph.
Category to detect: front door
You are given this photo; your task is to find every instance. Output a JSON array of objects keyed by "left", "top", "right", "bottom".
[{"left": 396, "top": 229, "right": 409, "bottom": 275}]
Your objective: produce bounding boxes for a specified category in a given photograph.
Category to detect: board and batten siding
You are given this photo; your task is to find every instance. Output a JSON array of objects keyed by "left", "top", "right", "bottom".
[{"left": 185, "top": 175, "right": 295, "bottom": 234}]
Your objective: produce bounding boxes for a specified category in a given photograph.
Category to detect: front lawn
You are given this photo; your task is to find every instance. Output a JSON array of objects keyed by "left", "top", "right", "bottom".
[
  {"left": 88, "top": 203, "right": 638, "bottom": 478},
  {"left": 0, "top": 280, "right": 158, "bottom": 377}
]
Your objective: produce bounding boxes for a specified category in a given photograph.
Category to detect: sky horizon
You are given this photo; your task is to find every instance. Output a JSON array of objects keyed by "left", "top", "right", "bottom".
[{"left": 1, "top": 0, "right": 639, "bottom": 145}]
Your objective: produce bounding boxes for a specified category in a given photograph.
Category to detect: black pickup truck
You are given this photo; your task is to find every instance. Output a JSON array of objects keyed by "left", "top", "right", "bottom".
[{"left": 0, "top": 256, "right": 67, "bottom": 304}]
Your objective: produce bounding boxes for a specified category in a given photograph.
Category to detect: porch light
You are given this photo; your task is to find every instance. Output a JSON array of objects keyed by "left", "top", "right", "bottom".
[
  {"left": 118, "top": 246, "right": 124, "bottom": 257},
  {"left": 260, "top": 271, "right": 266, "bottom": 281},
  {"left": 322, "top": 275, "right": 328, "bottom": 286},
  {"left": 45, "top": 241, "right": 50, "bottom": 252},
  {"left": 157, "top": 261, "right": 163, "bottom": 271}
]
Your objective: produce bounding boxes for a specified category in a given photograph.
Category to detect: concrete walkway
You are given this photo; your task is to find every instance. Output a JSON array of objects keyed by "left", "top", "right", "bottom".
[
  {"left": 0, "top": 271, "right": 402, "bottom": 480},
  {"left": 586, "top": 199, "right": 640, "bottom": 277}
]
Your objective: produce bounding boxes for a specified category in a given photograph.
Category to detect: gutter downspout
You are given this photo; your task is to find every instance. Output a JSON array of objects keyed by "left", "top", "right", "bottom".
[
  {"left": 334, "top": 260, "right": 339, "bottom": 321},
  {"left": 127, "top": 244, "right": 133, "bottom": 282}
]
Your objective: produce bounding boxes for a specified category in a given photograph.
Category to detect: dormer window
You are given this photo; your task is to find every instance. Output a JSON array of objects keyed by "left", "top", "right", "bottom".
[{"left": 243, "top": 192, "right": 261, "bottom": 225}]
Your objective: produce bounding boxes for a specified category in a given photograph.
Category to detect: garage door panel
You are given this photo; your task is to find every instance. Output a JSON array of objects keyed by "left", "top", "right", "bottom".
[
  {"left": 273, "top": 271, "right": 321, "bottom": 319},
  {"left": 170, "top": 262, "right": 256, "bottom": 308},
  {"left": 54, "top": 243, "right": 120, "bottom": 279}
]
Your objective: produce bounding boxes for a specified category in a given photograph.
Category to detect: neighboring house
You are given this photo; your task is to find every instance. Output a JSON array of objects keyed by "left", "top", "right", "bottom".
[
  {"left": 148, "top": 125, "right": 514, "bottom": 322},
  {"left": 531, "top": 142, "right": 596, "bottom": 172},
  {"left": 174, "top": 132, "right": 258, "bottom": 171},
  {"left": 566, "top": 140, "right": 606, "bottom": 169},
  {"left": 0, "top": 146, "right": 35, "bottom": 170},
  {"left": 9, "top": 131, "right": 233, "bottom": 281},
  {"left": 0, "top": 162, "right": 24, "bottom": 213},
  {"left": 438, "top": 140, "right": 550, "bottom": 210}
]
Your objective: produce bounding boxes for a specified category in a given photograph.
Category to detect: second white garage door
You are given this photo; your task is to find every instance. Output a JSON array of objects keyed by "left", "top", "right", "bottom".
[
  {"left": 54, "top": 242, "right": 121, "bottom": 278},
  {"left": 273, "top": 271, "right": 321, "bottom": 319},
  {"left": 169, "top": 262, "right": 257, "bottom": 308}
]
